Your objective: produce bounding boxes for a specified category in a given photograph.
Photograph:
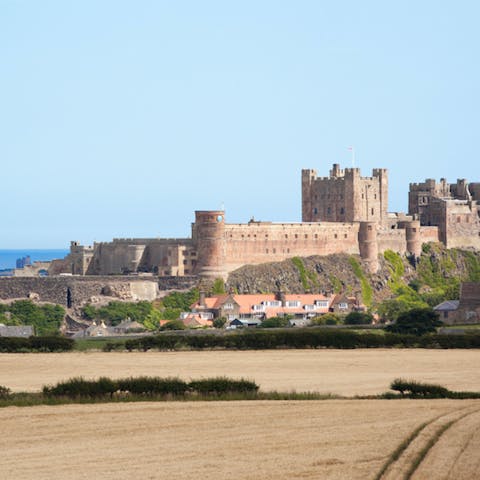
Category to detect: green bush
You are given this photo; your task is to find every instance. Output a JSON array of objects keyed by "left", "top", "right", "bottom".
[
  {"left": 188, "top": 377, "right": 258, "bottom": 395},
  {"left": 391, "top": 379, "right": 450, "bottom": 398},
  {"left": 260, "top": 316, "right": 290, "bottom": 328},
  {"left": 43, "top": 377, "right": 118, "bottom": 398},
  {"left": 0, "top": 336, "right": 74, "bottom": 353},
  {"left": 0, "top": 385, "right": 11, "bottom": 399},
  {"left": 310, "top": 313, "right": 340, "bottom": 326},
  {"left": 386, "top": 308, "right": 442, "bottom": 336},
  {"left": 160, "top": 320, "right": 186, "bottom": 331},
  {"left": 117, "top": 377, "right": 188, "bottom": 396},
  {"left": 344, "top": 311, "right": 373, "bottom": 325}
]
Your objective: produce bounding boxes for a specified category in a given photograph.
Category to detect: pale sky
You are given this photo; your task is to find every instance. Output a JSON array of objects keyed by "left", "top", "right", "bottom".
[{"left": 1, "top": 1, "right": 478, "bottom": 247}]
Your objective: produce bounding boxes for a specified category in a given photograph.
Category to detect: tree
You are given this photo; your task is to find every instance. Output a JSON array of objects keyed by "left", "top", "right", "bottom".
[
  {"left": 386, "top": 308, "right": 442, "bottom": 336},
  {"left": 260, "top": 316, "right": 290, "bottom": 328},
  {"left": 344, "top": 311, "right": 373, "bottom": 325},
  {"left": 213, "top": 317, "right": 226, "bottom": 329}
]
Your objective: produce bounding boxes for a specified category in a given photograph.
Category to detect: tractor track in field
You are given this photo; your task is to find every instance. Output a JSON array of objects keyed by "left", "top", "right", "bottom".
[{"left": 377, "top": 404, "right": 480, "bottom": 480}]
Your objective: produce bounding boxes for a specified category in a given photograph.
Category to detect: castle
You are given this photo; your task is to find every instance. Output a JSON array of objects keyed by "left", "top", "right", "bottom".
[{"left": 60, "top": 164, "right": 480, "bottom": 279}]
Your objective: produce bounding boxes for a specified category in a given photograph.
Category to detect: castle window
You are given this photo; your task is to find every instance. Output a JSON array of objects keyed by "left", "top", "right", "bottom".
[
  {"left": 265, "top": 234, "right": 268, "bottom": 238},
  {"left": 184, "top": 269, "right": 189, "bottom": 274},
  {"left": 287, "top": 248, "right": 290, "bottom": 253},
  {"left": 334, "top": 234, "right": 338, "bottom": 239},
  {"left": 340, "top": 208, "right": 345, "bottom": 215},
  {"left": 368, "top": 225, "right": 372, "bottom": 231},
  {"left": 295, "top": 234, "right": 298, "bottom": 239},
  {"left": 362, "top": 194, "right": 364, "bottom": 199},
  {"left": 327, "top": 207, "right": 331, "bottom": 214},
  {"left": 313, "top": 208, "right": 318, "bottom": 215},
  {"left": 314, "top": 234, "right": 318, "bottom": 239},
  {"left": 266, "top": 249, "right": 269, "bottom": 254},
  {"left": 374, "top": 194, "right": 377, "bottom": 199},
  {"left": 371, "top": 208, "right": 374, "bottom": 215},
  {"left": 457, "top": 217, "right": 461, "bottom": 223},
  {"left": 344, "top": 234, "right": 347, "bottom": 239},
  {"left": 273, "top": 248, "right": 276, "bottom": 254},
  {"left": 304, "top": 234, "right": 308, "bottom": 239}
]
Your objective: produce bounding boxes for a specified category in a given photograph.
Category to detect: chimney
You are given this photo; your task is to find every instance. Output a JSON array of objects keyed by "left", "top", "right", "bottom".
[
  {"left": 276, "top": 290, "right": 287, "bottom": 306},
  {"left": 199, "top": 291, "right": 206, "bottom": 308}
]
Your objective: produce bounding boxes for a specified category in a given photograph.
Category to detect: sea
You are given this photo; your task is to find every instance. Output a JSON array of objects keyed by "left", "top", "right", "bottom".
[{"left": 0, "top": 249, "right": 69, "bottom": 272}]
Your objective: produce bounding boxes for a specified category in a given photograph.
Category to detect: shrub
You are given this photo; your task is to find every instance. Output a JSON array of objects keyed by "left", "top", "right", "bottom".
[
  {"left": 390, "top": 379, "right": 450, "bottom": 398},
  {"left": 117, "top": 377, "right": 188, "bottom": 396},
  {"left": 160, "top": 320, "right": 186, "bottom": 331},
  {"left": 260, "top": 316, "right": 290, "bottom": 328},
  {"left": 344, "top": 311, "right": 373, "bottom": 325},
  {"left": 310, "top": 313, "right": 340, "bottom": 326},
  {"left": 386, "top": 308, "right": 442, "bottom": 336},
  {"left": 43, "top": 377, "right": 118, "bottom": 398},
  {"left": 0, "top": 385, "right": 11, "bottom": 399},
  {"left": 189, "top": 377, "right": 259, "bottom": 395}
]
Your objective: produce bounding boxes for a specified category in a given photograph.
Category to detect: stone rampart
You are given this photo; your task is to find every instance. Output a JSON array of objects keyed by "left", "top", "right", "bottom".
[
  {"left": 223, "top": 222, "right": 360, "bottom": 273},
  {"left": 0, "top": 276, "right": 159, "bottom": 307}
]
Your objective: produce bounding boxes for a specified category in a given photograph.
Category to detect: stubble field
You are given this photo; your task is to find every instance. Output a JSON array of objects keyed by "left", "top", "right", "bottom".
[
  {"left": 1, "top": 349, "right": 479, "bottom": 479},
  {"left": 1, "top": 349, "right": 479, "bottom": 395}
]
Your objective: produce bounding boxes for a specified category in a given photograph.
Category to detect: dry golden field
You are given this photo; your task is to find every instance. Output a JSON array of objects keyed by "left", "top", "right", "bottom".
[
  {"left": 1, "top": 349, "right": 479, "bottom": 395},
  {"left": 1, "top": 399, "right": 479, "bottom": 480}
]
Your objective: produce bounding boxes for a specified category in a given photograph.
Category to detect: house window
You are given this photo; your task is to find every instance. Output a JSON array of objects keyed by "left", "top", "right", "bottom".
[
  {"left": 315, "top": 300, "right": 329, "bottom": 308},
  {"left": 338, "top": 302, "right": 348, "bottom": 310},
  {"left": 224, "top": 303, "right": 234, "bottom": 310},
  {"left": 286, "top": 300, "right": 301, "bottom": 308},
  {"left": 304, "top": 304, "right": 316, "bottom": 311}
]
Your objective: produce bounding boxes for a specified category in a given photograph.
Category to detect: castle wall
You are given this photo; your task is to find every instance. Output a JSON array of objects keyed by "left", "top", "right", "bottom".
[
  {"left": 83, "top": 239, "right": 192, "bottom": 275},
  {"left": 419, "top": 226, "right": 440, "bottom": 244},
  {"left": 443, "top": 202, "right": 480, "bottom": 249},
  {"left": 222, "top": 222, "right": 360, "bottom": 273},
  {"left": 377, "top": 229, "right": 407, "bottom": 255},
  {"left": 0, "top": 276, "right": 159, "bottom": 307}
]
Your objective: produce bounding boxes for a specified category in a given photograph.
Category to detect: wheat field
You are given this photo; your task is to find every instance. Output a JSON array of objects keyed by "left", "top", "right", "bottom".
[
  {"left": 1, "top": 349, "right": 479, "bottom": 479},
  {"left": 1, "top": 399, "right": 479, "bottom": 480},
  {"left": 1, "top": 349, "right": 479, "bottom": 395}
]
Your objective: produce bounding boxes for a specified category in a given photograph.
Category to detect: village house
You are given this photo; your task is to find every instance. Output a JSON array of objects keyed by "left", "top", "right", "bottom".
[
  {"left": 189, "top": 291, "right": 339, "bottom": 325},
  {"left": 434, "top": 282, "right": 480, "bottom": 325}
]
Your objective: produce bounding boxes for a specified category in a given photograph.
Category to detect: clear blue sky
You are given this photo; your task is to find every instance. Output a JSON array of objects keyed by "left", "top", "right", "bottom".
[{"left": 1, "top": 1, "right": 478, "bottom": 248}]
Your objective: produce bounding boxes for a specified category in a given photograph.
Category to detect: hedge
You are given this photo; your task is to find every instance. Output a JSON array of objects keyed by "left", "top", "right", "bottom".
[
  {"left": 123, "top": 330, "right": 480, "bottom": 351},
  {"left": 0, "top": 336, "right": 74, "bottom": 353},
  {"left": 42, "top": 376, "right": 259, "bottom": 399}
]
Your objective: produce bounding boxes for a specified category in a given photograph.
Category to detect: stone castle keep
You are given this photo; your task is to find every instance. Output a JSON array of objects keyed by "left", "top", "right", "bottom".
[{"left": 61, "top": 164, "right": 480, "bottom": 278}]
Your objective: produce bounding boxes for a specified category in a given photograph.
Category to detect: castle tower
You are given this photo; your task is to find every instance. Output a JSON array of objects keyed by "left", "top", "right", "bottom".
[
  {"left": 193, "top": 210, "right": 227, "bottom": 279},
  {"left": 405, "top": 220, "right": 422, "bottom": 257},
  {"left": 302, "top": 169, "right": 317, "bottom": 222},
  {"left": 358, "top": 221, "right": 379, "bottom": 273}
]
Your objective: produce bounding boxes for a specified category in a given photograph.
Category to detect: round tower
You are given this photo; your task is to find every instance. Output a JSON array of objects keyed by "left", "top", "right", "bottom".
[
  {"left": 193, "top": 210, "right": 227, "bottom": 279},
  {"left": 358, "top": 221, "right": 379, "bottom": 273},
  {"left": 405, "top": 220, "right": 422, "bottom": 257}
]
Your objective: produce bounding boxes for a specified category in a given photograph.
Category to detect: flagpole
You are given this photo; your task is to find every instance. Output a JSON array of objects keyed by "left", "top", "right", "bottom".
[{"left": 348, "top": 146, "right": 355, "bottom": 167}]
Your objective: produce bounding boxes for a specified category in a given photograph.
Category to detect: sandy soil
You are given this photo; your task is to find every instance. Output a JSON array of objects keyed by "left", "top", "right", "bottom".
[
  {"left": 1, "top": 349, "right": 479, "bottom": 395},
  {"left": 1, "top": 399, "right": 478, "bottom": 480}
]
